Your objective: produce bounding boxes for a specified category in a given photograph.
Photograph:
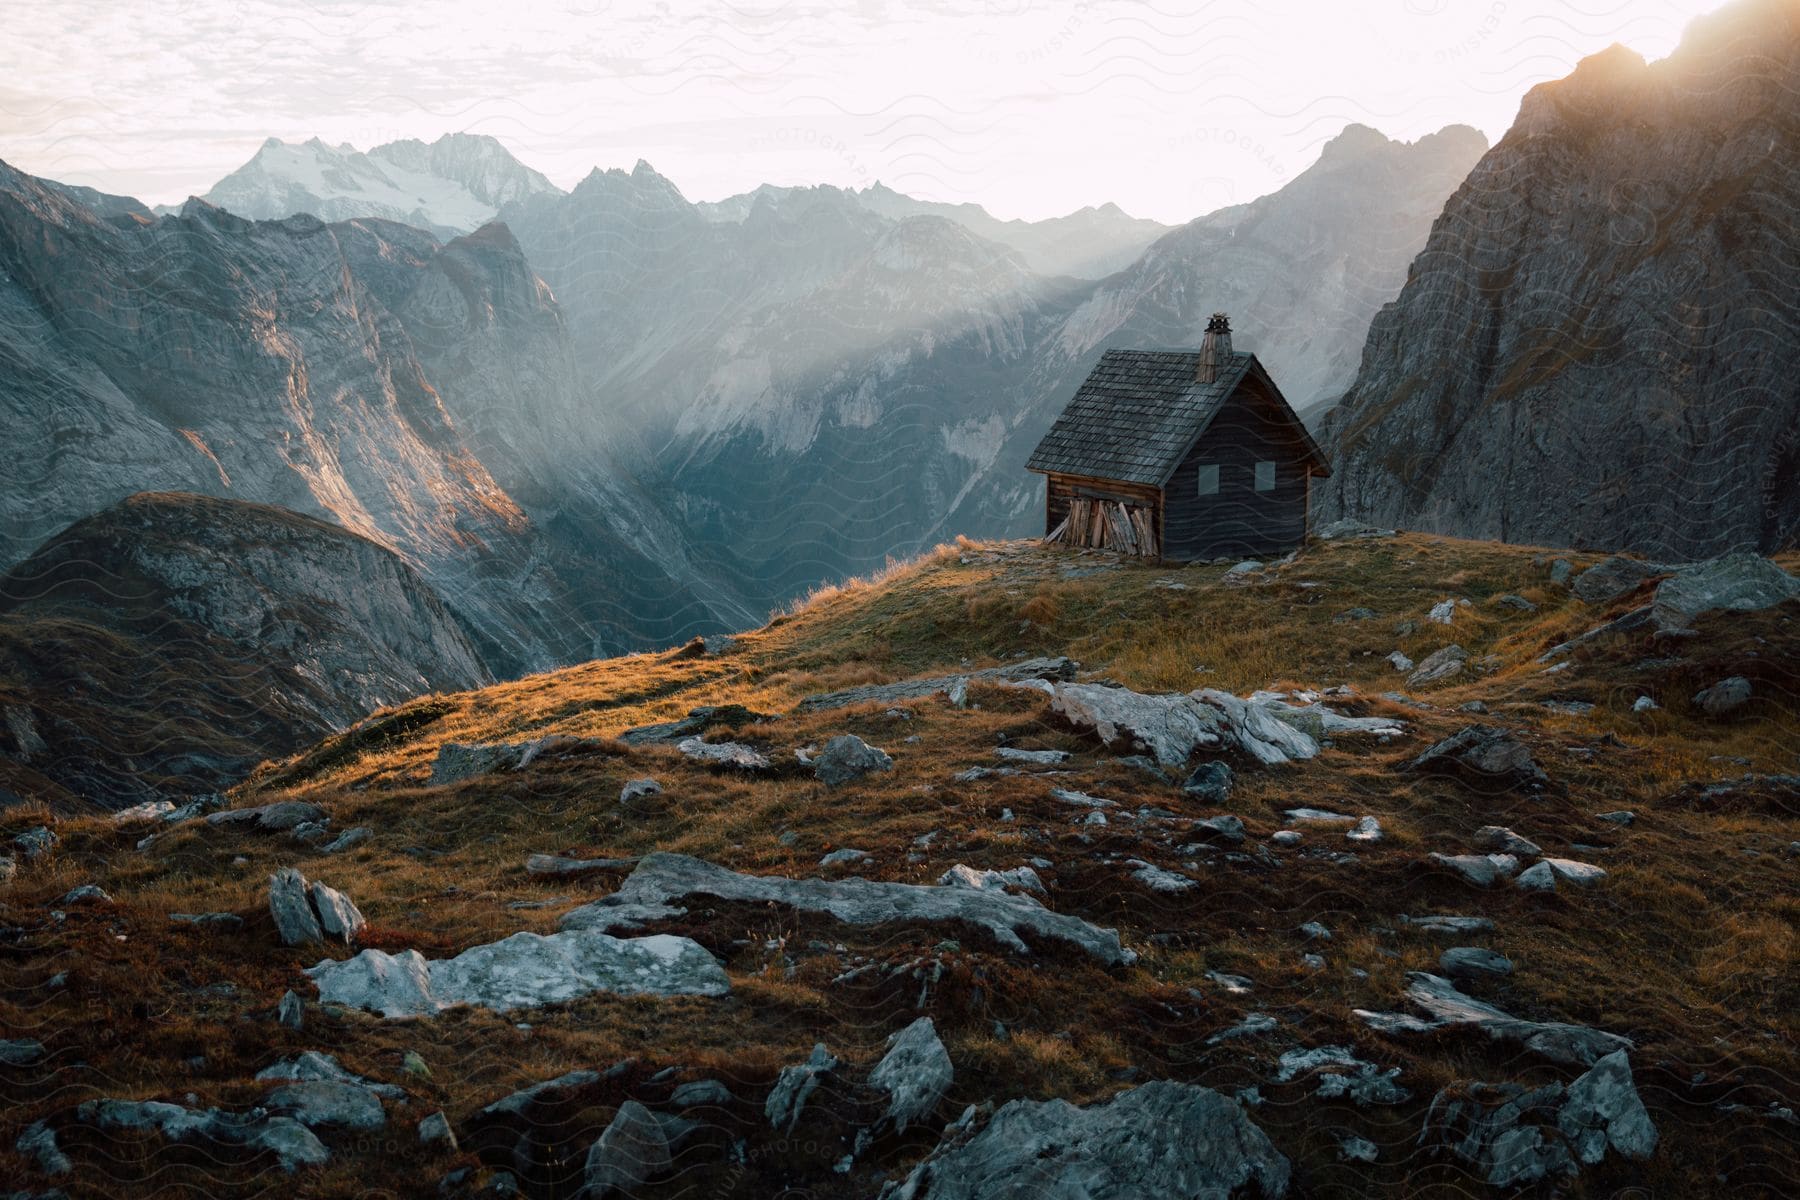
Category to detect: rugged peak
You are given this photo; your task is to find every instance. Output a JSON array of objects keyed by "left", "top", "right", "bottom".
[{"left": 1318, "top": 122, "right": 1394, "bottom": 162}]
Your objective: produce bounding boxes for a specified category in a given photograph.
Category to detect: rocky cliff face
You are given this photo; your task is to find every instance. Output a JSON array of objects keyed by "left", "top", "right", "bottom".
[
  {"left": 0, "top": 159, "right": 748, "bottom": 673},
  {"left": 1319, "top": 0, "right": 1800, "bottom": 558},
  {"left": 0, "top": 492, "right": 489, "bottom": 808}
]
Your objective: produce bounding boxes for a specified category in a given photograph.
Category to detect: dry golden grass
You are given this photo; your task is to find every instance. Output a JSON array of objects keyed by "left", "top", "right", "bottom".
[{"left": 2, "top": 533, "right": 1797, "bottom": 1197}]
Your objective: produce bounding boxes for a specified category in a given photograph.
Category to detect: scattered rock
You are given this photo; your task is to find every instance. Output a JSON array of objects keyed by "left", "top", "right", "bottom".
[
  {"left": 583, "top": 1100, "right": 670, "bottom": 1198},
  {"left": 938, "top": 864, "right": 1045, "bottom": 894},
  {"left": 1693, "top": 676, "right": 1752, "bottom": 717},
  {"left": 254, "top": 1051, "right": 406, "bottom": 1098},
  {"left": 1208, "top": 1012, "right": 1278, "bottom": 1044},
  {"left": 207, "top": 801, "right": 326, "bottom": 833},
  {"left": 1419, "top": 1050, "right": 1656, "bottom": 1186},
  {"left": 1299, "top": 921, "right": 1331, "bottom": 941},
  {"left": 1315, "top": 519, "right": 1396, "bottom": 540},
  {"left": 305, "top": 928, "right": 730, "bottom": 1017},
  {"left": 1408, "top": 725, "right": 1548, "bottom": 790},
  {"left": 1427, "top": 599, "right": 1457, "bottom": 624},
  {"left": 994, "top": 746, "right": 1070, "bottom": 766},
  {"left": 1284, "top": 807, "right": 1355, "bottom": 824},
  {"left": 1494, "top": 593, "right": 1538, "bottom": 612},
  {"left": 268, "top": 868, "right": 365, "bottom": 946},
  {"left": 1338, "top": 1133, "right": 1379, "bottom": 1163},
  {"left": 1429, "top": 853, "right": 1520, "bottom": 887},
  {"left": 1335, "top": 607, "right": 1377, "bottom": 623},
  {"left": 1191, "top": 814, "right": 1246, "bottom": 844},
  {"left": 418, "top": 1111, "right": 457, "bottom": 1151},
  {"left": 814, "top": 734, "right": 894, "bottom": 786},
  {"left": 1571, "top": 556, "right": 1668, "bottom": 604},
  {"left": 57, "top": 884, "right": 112, "bottom": 905},
  {"left": 1275, "top": 1045, "right": 1410, "bottom": 1105},
  {"left": 1399, "top": 914, "right": 1494, "bottom": 935},
  {"left": 1407, "top": 644, "right": 1467, "bottom": 687},
  {"left": 1358, "top": 973, "right": 1631, "bottom": 1065},
  {"left": 619, "top": 778, "right": 663, "bottom": 807},
  {"left": 1270, "top": 830, "right": 1302, "bottom": 847},
  {"left": 1182, "top": 761, "right": 1233, "bottom": 804},
  {"left": 1474, "top": 826, "right": 1541, "bottom": 857},
  {"left": 870, "top": 1017, "right": 953, "bottom": 1132},
  {"left": 320, "top": 827, "right": 371, "bottom": 854},
  {"left": 2, "top": 1037, "right": 45, "bottom": 1065},
  {"left": 561, "top": 852, "right": 1134, "bottom": 966},
  {"left": 797, "top": 657, "right": 1077, "bottom": 712},
  {"left": 1388, "top": 651, "right": 1414, "bottom": 672},
  {"left": 13, "top": 825, "right": 57, "bottom": 859},
  {"left": 879, "top": 1081, "right": 1290, "bottom": 1199},
  {"left": 1346, "top": 816, "right": 1383, "bottom": 843},
  {"left": 1549, "top": 558, "right": 1573, "bottom": 585},
  {"left": 820, "top": 848, "right": 871, "bottom": 867},
  {"left": 1516, "top": 858, "right": 1607, "bottom": 892},
  {"left": 1128, "top": 860, "right": 1197, "bottom": 892},
  {"left": 1051, "top": 787, "right": 1114, "bottom": 809},
  {"left": 1440, "top": 947, "right": 1513, "bottom": 980},
  {"left": 1632, "top": 695, "right": 1659, "bottom": 712},
  {"left": 1596, "top": 810, "right": 1635, "bottom": 826},
  {"left": 766, "top": 1043, "right": 836, "bottom": 1133},
  {"left": 1537, "top": 605, "right": 1655, "bottom": 663},
  {"left": 265, "top": 1079, "right": 387, "bottom": 1131},
  {"left": 16, "top": 1118, "right": 69, "bottom": 1175},
  {"left": 677, "top": 737, "right": 771, "bottom": 771},
  {"left": 669, "top": 1079, "right": 732, "bottom": 1108},
  {"left": 525, "top": 854, "right": 639, "bottom": 878},
  {"left": 619, "top": 704, "right": 775, "bottom": 745},
  {"left": 277, "top": 989, "right": 303, "bottom": 1030},
  {"left": 76, "top": 1098, "right": 328, "bottom": 1171},
  {"left": 113, "top": 799, "right": 178, "bottom": 824}
]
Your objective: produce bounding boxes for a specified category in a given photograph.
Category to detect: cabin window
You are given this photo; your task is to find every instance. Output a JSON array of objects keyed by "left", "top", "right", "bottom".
[
  {"left": 1196, "top": 464, "right": 1220, "bottom": 496},
  {"left": 1254, "top": 461, "right": 1276, "bottom": 492}
]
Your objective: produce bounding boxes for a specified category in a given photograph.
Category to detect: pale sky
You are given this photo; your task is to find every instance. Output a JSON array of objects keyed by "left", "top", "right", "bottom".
[{"left": 0, "top": 0, "right": 1729, "bottom": 223}]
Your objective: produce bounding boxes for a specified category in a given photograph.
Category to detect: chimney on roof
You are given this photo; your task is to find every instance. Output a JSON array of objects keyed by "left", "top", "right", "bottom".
[{"left": 1197, "top": 312, "right": 1232, "bottom": 383}]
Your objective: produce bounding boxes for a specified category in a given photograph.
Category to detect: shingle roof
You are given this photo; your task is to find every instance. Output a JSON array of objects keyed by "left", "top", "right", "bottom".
[{"left": 1025, "top": 348, "right": 1329, "bottom": 486}]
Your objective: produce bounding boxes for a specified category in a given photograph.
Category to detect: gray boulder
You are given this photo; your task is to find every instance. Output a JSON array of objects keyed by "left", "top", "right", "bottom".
[
  {"left": 1182, "top": 761, "right": 1233, "bottom": 804},
  {"left": 669, "top": 1079, "right": 733, "bottom": 1108},
  {"left": 1275, "top": 1045, "right": 1410, "bottom": 1105},
  {"left": 1571, "top": 556, "right": 1669, "bottom": 604},
  {"left": 264, "top": 1079, "right": 387, "bottom": 1131},
  {"left": 766, "top": 1043, "right": 837, "bottom": 1132},
  {"left": 994, "top": 746, "right": 1070, "bottom": 765},
  {"left": 1651, "top": 553, "right": 1800, "bottom": 633},
  {"left": 870, "top": 1016, "right": 953, "bottom": 1131},
  {"left": 619, "top": 777, "right": 662, "bottom": 806},
  {"left": 1429, "top": 853, "right": 1520, "bottom": 887},
  {"left": 583, "top": 1100, "right": 670, "bottom": 1198},
  {"left": 1, "top": 1037, "right": 45, "bottom": 1065},
  {"left": 207, "top": 801, "right": 326, "bottom": 833},
  {"left": 277, "top": 989, "right": 304, "bottom": 1030},
  {"left": 879, "top": 1080, "right": 1289, "bottom": 1199},
  {"left": 677, "top": 737, "right": 771, "bottom": 770},
  {"left": 560, "top": 852, "right": 1134, "bottom": 966},
  {"left": 1408, "top": 725, "right": 1548, "bottom": 790},
  {"left": 268, "top": 868, "right": 364, "bottom": 946},
  {"left": 16, "top": 1118, "right": 69, "bottom": 1175},
  {"left": 77, "top": 1098, "right": 329, "bottom": 1171},
  {"left": 1358, "top": 973, "right": 1630, "bottom": 1065},
  {"left": 1440, "top": 947, "right": 1513, "bottom": 980},
  {"left": 305, "top": 928, "right": 729, "bottom": 1017},
  {"left": 1693, "top": 676, "right": 1752, "bottom": 717},
  {"left": 418, "top": 1111, "right": 457, "bottom": 1150},
  {"left": 13, "top": 825, "right": 57, "bottom": 860},
  {"left": 1474, "top": 826, "right": 1542, "bottom": 856},
  {"left": 1407, "top": 644, "right": 1468, "bottom": 687},
  {"left": 814, "top": 734, "right": 894, "bottom": 787},
  {"left": 255, "top": 1051, "right": 406, "bottom": 1098},
  {"left": 1420, "top": 1050, "right": 1655, "bottom": 1186},
  {"left": 1516, "top": 858, "right": 1607, "bottom": 892}
]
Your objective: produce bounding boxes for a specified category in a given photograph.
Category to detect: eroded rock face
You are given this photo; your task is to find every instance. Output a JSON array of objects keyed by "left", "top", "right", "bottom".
[
  {"left": 1318, "top": 5, "right": 1800, "bottom": 559},
  {"left": 881, "top": 1080, "right": 1289, "bottom": 1199},
  {"left": 560, "top": 852, "right": 1134, "bottom": 966},
  {"left": 1650, "top": 553, "right": 1800, "bottom": 632},
  {"left": 304, "top": 928, "right": 729, "bottom": 1017}
]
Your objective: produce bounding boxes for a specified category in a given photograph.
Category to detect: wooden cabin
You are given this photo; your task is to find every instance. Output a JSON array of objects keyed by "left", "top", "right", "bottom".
[{"left": 1025, "top": 314, "right": 1330, "bottom": 561}]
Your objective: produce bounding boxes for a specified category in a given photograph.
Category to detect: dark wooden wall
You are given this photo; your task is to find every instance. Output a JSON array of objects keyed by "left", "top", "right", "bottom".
[
  {"left": 1045, "top": 472, "right": 1164, "bottom": 540},
  {"left": 1162, "top": 375, "right": 1315, "bottom": 561}
]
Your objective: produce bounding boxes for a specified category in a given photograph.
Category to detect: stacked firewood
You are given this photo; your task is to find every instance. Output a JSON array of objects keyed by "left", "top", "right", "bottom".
[{"left": 1045, "top": 497, "right": 1158, "bottom": 557}]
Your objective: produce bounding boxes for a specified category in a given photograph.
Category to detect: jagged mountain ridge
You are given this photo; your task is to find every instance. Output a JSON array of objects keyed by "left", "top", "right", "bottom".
[
  {"left": 0, "top": 159, "right": 750, "bottom": 676},
  {"left": 1319, "top": 0, "right": 1800, "bottom": 558},
  {"left": 172, "top": 133, "right": 560, "bottom": 238},
  {"left": 0, "top": 492, "right": 490, "bottom": 809}
]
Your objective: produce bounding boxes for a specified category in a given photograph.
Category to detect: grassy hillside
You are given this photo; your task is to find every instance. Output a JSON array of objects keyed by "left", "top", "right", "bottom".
[{"left": 3, "top": 533, "right": 1796, "bottom": 1197}]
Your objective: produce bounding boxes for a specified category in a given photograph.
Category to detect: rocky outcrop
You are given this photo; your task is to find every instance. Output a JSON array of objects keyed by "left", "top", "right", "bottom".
[
  {"left": 795, "top": 657, "right": 1077, "bottom": 712},
  {"left": 559, "top": 852, "right": 1134, "bottom": 966},
  {"left": 268, "top": 867, "right": 366, "bottom": 946},
  {"left": 1320, "top": 0, "right": 1800, "bottom": 558},
  {"left": 881, "top": 1081, "right": 1290, "bottom": 1199},
  {"left": 75, "top": 1098, "right": 329, "bottom": 1172},
  {"left": 0, "top": 493, "right": 488, "bottom": 808},
  {"left": 304, "top": 928, "right": 729, "bottom": 1017},
  {"left": 1358, "top": 973, "right": 1632, "bottom": 1066}
]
